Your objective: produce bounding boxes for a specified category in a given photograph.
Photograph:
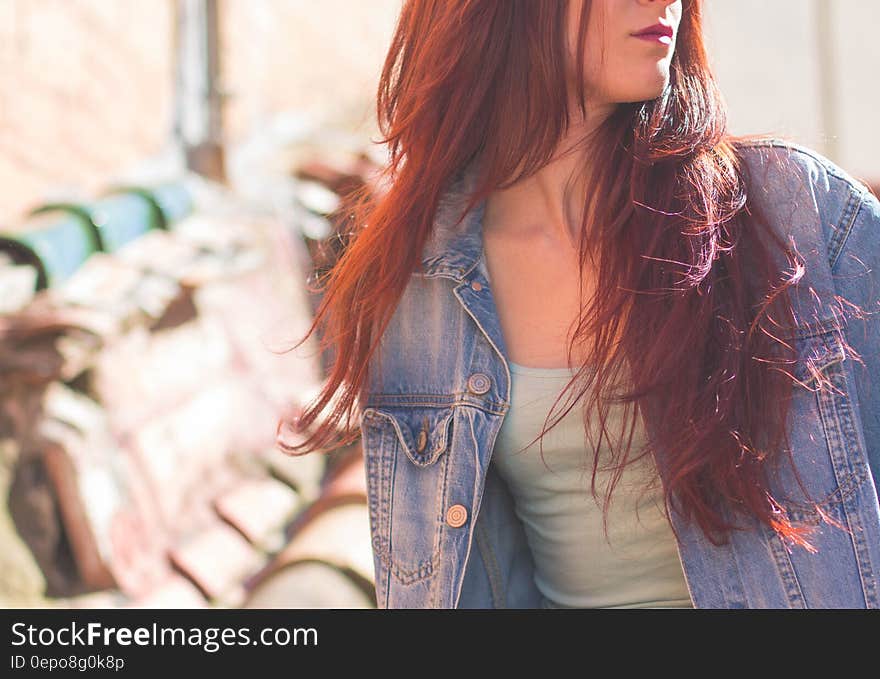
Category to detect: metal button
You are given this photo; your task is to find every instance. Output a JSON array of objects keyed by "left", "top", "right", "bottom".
[
  {"left": 446, "top": 504, "right": 468, "bottom": 528},
  {"left": 416, "top": 428, "right": 427, "bottom": 453},
  {"left": 470, "top": 280, "right": 483, "bottom": 292},
  {"left": 467, "top": 373, "right": 491, "bottom": 395}
]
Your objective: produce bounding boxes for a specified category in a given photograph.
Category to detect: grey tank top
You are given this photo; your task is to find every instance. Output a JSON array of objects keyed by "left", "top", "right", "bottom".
[{"left": 479, "top": 252, "right": 694, "bottom": 609}]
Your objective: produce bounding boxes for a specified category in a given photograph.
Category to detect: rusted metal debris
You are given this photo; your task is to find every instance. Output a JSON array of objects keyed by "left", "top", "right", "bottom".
[{"left": 0, "top": 163, "right": 378, "bottom": 608}]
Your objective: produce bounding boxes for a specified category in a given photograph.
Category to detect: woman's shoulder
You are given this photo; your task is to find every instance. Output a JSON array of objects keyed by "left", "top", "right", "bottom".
[
  {"left": 733, "top": 136, "right": 874, "bottom": 204},
  {"left": 731, "top": 137, "right": 878, "bottom": 264}
]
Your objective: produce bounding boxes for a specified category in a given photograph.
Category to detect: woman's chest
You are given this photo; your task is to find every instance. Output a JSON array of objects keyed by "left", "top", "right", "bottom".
[{"left": 481, "top": 229, "right": 590, "bottom": 368}]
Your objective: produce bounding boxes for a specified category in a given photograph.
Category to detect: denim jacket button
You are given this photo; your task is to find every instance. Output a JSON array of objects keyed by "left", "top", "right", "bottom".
[
  {"left": 470, "top": 280, "right": 483, "bottom": 292},
  {"left": 446, "top": 504, "right": 468, "bottom": 528},
  {"left": 416, "top": 428, "right": 428, "bottom": 453},
  {"left": 467, "top": 373, "right": 491, "bottom": 395}
]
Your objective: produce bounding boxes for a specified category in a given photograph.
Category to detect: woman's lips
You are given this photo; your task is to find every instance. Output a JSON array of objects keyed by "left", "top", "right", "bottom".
[{"left": 632, "top": 33, "right": 672, "bottom": 45}]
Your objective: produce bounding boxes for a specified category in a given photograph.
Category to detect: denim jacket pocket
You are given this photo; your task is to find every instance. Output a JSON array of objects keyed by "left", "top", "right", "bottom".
[
  {"left": 365, "top": 405, "right": 455, "bottom": 467},
  {"left": 774, "top": 328, "right": 871, "bottom": 525},
  {"left": 360, "top": 404, "right": 456, "bottom": 590}
]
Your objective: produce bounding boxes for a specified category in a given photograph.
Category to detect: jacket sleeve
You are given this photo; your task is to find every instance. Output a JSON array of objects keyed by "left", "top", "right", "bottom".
[{"left": 833, "top": 185, "right": 880, "bottom": 495}]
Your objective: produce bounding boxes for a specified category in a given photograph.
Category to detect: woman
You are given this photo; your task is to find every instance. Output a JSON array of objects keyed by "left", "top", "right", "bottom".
[{"left": 278, "top": 0, "right": 880, "bottom": 608}]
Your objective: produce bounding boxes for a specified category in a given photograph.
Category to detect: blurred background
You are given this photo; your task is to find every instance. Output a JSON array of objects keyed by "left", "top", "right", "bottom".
[{"left": 0, "top": 0, "right": 877, "bottom": 610}]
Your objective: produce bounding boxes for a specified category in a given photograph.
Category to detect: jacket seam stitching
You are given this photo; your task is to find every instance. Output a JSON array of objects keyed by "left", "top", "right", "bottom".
[
  {"left": 828, "top": 189, "right": 866, "bottom": 272},
  {"left": 474, "top": 510, "right": 506, "bottom": 608}
]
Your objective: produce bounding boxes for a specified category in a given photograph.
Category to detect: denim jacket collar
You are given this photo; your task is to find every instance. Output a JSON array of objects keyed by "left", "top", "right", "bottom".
[{"left": 419, "top": 160, "right": 486, "bottom": 281}]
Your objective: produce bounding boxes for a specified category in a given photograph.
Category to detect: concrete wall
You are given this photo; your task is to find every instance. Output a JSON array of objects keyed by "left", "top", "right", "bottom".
[{"left": 703, "top": 0, "right": 880, "bottom": 185}]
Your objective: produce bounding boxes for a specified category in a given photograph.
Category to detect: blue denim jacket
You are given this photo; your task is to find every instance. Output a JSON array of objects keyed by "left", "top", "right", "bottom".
[{"left": 359, "top": 139, "right": 880, "bottom": 608}]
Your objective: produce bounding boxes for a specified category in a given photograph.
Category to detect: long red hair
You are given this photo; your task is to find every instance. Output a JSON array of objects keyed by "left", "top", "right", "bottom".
[{"left": 278, "top": 0, "right": 853, "bottom": 550}]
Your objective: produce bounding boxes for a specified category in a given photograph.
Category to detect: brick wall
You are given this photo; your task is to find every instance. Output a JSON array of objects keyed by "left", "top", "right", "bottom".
[
  {"left": 0, "top": 1, "right": 175, "bottom": 219},
  {"left": 0, "top": 0, "right": 402, "bottom": 220}
]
